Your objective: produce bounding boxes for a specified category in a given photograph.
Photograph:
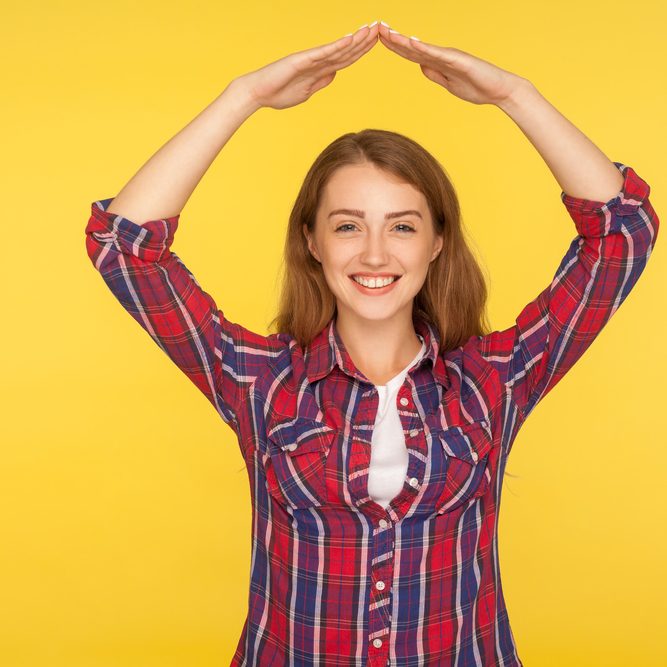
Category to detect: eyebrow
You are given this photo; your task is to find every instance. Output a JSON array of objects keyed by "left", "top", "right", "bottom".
[{"left": 327, "top": 208, "right": 423, "bottom": 220}]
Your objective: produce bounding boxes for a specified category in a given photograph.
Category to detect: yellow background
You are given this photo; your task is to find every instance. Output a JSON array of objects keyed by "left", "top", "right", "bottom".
[{"left": 1, "top": 1, "right": 665, "bottom": 665}]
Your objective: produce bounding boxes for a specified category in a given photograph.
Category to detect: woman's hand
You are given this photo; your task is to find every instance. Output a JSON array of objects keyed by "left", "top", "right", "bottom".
[
  {"left": 235, "top": 23, "right": 380, "bottom": 110},
  {"left": 377, "top": 23, "right": 526, "bottom": 107}
]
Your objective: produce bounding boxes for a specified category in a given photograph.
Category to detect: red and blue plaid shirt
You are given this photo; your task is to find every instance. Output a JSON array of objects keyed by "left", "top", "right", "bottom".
[{"left": 85, "top": 161, "right": 658, "bottom": 666}]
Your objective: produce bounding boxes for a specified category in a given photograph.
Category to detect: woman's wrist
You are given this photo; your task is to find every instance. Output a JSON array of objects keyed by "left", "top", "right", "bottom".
[
  {"left": 495, "top": 76, "right": 536, "bottom": 116},
  {"left": 227, "top": 76, "right": 264, "bottom": 116}
]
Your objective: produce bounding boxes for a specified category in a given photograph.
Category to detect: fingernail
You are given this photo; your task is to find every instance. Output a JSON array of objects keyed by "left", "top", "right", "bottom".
[
  {"left": 409, "top": 35, "right": 421, "bottom": 41},
  {"left": 344, "top": 33, "right": 353, "bottom": 37},
  {"left": 369, "top": 20, "right": 378, "bottom": 27},
  {"left": 357, "top": 23, "right": 369, "bottom": 30},
  {"left": 389, "top": 29, "right": 399, "bottom": 34},
  {"left": 380, "top": 21, "right": 390, "bottom": 27}
]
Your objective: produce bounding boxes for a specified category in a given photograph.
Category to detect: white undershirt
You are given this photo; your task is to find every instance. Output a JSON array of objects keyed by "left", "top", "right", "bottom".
[{"left": 367, "top": 335, "right": 427, "bottom": 509}]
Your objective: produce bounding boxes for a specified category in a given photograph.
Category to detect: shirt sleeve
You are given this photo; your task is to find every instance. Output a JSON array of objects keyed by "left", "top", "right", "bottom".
[
  {"left": 84, "top": 198, "right": 278, "bottom": 438},
  {"left": 478, "top": 161, "right": 659, "bottom": 427}
]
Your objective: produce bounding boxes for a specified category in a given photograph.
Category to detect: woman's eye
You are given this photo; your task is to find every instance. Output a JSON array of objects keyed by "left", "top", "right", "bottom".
[
  {"left": 335, "top": 223, "right": 357, "bottom": 232},
  {"left": 394, "top": 224, "right": 416, "bottom": 233}
]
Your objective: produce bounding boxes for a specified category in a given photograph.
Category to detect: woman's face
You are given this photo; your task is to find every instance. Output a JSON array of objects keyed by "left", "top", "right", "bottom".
[{"left": 304, "top": 162, "right": 443, "bottom": 324}]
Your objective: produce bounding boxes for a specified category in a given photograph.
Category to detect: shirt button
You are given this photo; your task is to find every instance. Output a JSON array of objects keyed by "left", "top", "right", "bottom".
[
  {"left": 409, "top": 429, "right": 419, "bottom": 437},
  {"left": 379, "top": 518, "right": 388, "bottom": 529},
  {"left": 471, "top": 451, "right": 478, "bottom": 462},
  {"left": 373, "top": 638, "right": 383, "bottom": 648},
  {"left": 375, "top": 580, "right": 385, "bottom": 591},
  {"left": 286, "top": 443, "right": 297, "bottom": 451},
  {"left": 399, "top": 397, "right": 409, "bottom": 407},
  {"left": 409, "top": 477, "right": 419, "bottom": 488}
]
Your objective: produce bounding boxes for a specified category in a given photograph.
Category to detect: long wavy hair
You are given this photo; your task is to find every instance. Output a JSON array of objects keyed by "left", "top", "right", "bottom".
[{"left": 268, "top": 127, "right": 493, "bottom": 352}]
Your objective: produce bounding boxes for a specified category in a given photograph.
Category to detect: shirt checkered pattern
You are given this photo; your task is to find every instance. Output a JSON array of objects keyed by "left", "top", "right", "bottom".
[{"left": 85, "top": 161, "right": 658, "bottom": 666}]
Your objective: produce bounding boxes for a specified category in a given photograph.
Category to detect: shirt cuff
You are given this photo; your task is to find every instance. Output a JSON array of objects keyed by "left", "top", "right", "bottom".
[
  {"left": 560, "top": 161, "right": 651, "bottom": 238},
  {"left": 85, "top": 197, "right": 180, "bottom": 262}
]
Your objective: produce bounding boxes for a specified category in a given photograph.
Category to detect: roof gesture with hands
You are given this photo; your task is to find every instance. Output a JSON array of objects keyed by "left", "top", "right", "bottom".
[{"left": 237, "top": 19, "right": 526, "bottom": 111}]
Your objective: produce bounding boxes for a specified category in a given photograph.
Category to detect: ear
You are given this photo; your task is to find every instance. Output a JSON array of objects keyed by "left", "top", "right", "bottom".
[
  {"left": 303, "top": 223, "right": 321, "bottom": 263},
  {"left": 431, "top": 233, "right": 444, "bottom": 262}
]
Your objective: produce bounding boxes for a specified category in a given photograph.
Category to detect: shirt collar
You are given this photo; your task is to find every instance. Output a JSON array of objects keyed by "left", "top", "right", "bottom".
[{"left": 303, "top": 313, "right": 450, "bottom": 390}]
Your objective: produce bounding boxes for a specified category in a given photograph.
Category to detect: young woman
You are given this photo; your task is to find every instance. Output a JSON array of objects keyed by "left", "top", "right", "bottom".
[{"left": 85, "top": 20, "right": 659, "bottom": 667}]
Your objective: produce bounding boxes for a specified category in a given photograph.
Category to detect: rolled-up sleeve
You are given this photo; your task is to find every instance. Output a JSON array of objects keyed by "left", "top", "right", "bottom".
[
  {"left": 478, "top": 161, "right": 659, "bottom": 432},
  {"left": 85, "top": 198, "right": 278, "bottom": 441}
]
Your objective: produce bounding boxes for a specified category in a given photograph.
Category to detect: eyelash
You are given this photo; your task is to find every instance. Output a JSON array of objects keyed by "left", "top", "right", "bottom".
[{"left": 334, "top": 223, "right": 416, "bottom": 233}]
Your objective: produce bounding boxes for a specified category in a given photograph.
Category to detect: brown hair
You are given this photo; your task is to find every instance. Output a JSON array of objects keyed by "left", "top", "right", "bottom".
[{"left": 268, "top": 128, "right": 492, "bottom": 353}]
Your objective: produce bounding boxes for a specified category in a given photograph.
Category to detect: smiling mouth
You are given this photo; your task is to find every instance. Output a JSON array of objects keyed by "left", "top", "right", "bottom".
[{"left": 349, "top": 274, "right": 402, "bottom": 288}]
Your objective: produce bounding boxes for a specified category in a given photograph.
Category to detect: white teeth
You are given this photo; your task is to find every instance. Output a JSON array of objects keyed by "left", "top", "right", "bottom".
[{"left": 352, "top": 275, "right": 397, "bottom": 288}]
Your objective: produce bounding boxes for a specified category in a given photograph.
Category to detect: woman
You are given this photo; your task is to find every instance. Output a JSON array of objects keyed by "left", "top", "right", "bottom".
[{"left": 85, "top": 20, "right": 659, "bottom": 667}]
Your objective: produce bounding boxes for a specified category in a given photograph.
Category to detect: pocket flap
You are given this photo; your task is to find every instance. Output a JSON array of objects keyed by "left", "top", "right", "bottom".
[
  {"left": 267, "top": 418, "right": 336, "bottom": 456},
  {"left": 435, "top": 419, "right": 493, "bottom": 465}
]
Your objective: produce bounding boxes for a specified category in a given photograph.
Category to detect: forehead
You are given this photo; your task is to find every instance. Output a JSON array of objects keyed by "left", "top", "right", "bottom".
[{"left": 320, "top": 163, "right": 426, "bottom": 209}]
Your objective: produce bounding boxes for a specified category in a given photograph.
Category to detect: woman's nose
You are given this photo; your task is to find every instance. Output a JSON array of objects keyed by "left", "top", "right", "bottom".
[{"left": 359, "top": 234, "right": 390, "bottom": 263}]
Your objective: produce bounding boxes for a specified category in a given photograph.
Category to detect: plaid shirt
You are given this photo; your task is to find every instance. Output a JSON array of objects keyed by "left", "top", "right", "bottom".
[{"left": 85, "top": 161, "right": 658, "bottom": 666}]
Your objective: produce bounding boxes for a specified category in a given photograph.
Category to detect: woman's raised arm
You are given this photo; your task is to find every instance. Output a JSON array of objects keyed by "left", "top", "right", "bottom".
[
  {"left": 85, "top": 25, "right": 381, "bottom": 445},
  {"left": 376, "top": 28, "right": 659, "bottom": 443}
]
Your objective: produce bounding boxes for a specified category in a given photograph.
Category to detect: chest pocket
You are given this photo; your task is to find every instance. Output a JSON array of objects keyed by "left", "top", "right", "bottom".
[
  {"left": 430, "top": 418, "right": 495, "bottom": 515},
  {"left": 264, "top": 418, "right": 336, "bottom": 510}
]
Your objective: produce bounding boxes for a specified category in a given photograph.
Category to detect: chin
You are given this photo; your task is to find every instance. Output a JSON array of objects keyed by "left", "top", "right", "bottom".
[{"left": 341, "top": 302, "right": 410, "bottom": 322}]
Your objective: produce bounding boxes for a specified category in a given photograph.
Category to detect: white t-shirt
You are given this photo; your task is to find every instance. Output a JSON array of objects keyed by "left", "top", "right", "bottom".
[{"left": 367, "top": 335, "right": 427, "bottom": 509}]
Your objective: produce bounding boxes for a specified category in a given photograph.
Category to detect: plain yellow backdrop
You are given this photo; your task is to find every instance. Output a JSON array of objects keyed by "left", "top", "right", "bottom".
[{"left": 1, "top": 1, "right": 665, "bottom": 665}]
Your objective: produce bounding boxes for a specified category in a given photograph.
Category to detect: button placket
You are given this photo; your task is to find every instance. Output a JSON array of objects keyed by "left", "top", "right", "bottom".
[
  {"left": 369, "top": 516, "right": 394, "bottom": 665},
  {"left": 395, "top": 391, "right": 427, "bottom": 513}
]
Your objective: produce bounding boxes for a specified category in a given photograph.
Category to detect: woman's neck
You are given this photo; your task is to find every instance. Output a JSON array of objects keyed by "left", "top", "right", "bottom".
[{"left": 335, "top": 312, "right": 423, "bottom": 386}]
